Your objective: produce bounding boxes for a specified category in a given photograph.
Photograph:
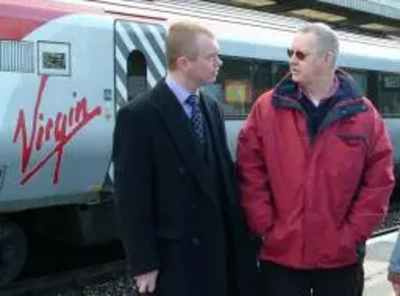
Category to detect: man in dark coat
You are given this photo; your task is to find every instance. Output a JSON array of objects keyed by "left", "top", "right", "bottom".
[{"left": 112, "top": 20, "right": 260, "bottom": 296}]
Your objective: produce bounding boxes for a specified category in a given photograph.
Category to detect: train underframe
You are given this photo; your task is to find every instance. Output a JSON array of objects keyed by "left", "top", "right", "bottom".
[{"left": 0, "top": 197, "right": 118, "bottom": 286}]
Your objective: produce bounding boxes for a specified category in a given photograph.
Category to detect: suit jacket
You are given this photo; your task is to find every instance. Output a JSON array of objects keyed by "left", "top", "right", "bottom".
[{"left": 112, "top": 79, "right": 261, "bottom": 296}]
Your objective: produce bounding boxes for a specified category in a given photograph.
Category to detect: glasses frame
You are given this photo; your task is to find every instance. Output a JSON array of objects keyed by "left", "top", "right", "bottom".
[{"left": 287, "top": 48, "right": 322, "bottom": 61}]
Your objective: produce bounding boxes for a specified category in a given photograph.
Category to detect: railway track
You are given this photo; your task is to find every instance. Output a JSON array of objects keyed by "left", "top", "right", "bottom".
[{"left": 0, "top": 259, "right": 132, "bottom": 296}]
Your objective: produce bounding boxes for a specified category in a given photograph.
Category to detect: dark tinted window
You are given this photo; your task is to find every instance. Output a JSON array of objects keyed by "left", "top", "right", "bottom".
[{"left": 202, "top": 56, "right": 400, "bottom": 118}]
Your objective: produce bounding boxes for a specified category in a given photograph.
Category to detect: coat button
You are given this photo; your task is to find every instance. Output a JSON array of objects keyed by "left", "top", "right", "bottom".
[
  {"left": 178, "top": 166, "right": 186, "bottom": 175},
  {"left": 191, "top": 238, "right": 200, "bottom": 245}
]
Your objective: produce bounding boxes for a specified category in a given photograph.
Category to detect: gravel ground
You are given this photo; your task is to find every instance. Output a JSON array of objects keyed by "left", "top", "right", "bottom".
[
  {"left": 81, "top": 274, "right": 134, "bottom": 296},
  {"left": 36, "top": 273, "right": 135, "bottom": 296}
]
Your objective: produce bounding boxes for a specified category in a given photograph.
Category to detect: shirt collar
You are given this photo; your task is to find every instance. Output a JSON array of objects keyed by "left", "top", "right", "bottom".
[{"left": 165, "top": 74, "right": 198, "bottom": 105}]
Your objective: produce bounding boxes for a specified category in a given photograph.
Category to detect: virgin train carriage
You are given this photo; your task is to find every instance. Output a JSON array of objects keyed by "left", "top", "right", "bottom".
[{"left": 0, "top": 0, "right": 400, "bottom": 285}]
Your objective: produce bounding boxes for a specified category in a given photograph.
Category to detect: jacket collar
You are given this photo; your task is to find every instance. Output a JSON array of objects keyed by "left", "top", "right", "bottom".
[
  {"left": 272, "top": 69, "right": 363, "bottom": 107},
  {"left": 271, "top": 69, "right": 368, "bottom": 134}
]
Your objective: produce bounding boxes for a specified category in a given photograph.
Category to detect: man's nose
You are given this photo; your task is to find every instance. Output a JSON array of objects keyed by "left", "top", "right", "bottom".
[
  {"left": 217, "top": 56, "right": 223, "bottom": 67},
  {"left": 289, "top": 54, "right": 298, "bottom": 64}
]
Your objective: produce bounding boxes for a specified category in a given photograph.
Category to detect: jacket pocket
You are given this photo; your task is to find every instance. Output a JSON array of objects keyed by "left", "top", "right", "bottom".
[
  {"left": 319, "top": 225, "right": 357, "bottom": 266},
  {"left": 337, "top": 133, "right": 367, "bottom": 148}
]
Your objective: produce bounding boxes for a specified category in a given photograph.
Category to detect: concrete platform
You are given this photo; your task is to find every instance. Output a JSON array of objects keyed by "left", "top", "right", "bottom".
[{"left": 365, "top": 231, "right": 399, "bottom": 296}]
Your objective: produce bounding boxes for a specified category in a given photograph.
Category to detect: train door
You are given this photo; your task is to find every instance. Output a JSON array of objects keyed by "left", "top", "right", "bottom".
[
  {"left": 114, "top": 20, "right": 167, "bottom": 107},
  {"left": 106, "top": 20, "right": 167, "bottom": 185}
]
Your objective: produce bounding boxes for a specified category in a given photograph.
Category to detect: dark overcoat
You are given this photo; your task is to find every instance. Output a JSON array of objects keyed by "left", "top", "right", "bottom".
[{"left": 113, "top": 80, "right": 261, "bottom": 296}]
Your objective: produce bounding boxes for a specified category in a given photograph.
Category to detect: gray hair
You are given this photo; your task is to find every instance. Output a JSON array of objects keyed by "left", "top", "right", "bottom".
[{"left": 298, "top": 22, "right": 339, "bottom": 66}]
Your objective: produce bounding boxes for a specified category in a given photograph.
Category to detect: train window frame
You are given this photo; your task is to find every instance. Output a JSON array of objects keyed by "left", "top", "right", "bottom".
[{"left": 37, "top": 41, "right": 71, "bottom": 76}]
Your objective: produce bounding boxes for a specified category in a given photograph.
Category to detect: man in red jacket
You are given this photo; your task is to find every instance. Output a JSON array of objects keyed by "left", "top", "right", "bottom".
[{"left": 236, "top": 22, "right": 395, "bottom": 296}]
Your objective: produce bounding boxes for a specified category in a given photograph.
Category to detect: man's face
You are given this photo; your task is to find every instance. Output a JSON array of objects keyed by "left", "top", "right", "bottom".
[
  {"left": 288, "top": 32, "right": 329, "bottom": 86},
  {"left": 182, "top": 33, "right": 222, "bottom": 86}
]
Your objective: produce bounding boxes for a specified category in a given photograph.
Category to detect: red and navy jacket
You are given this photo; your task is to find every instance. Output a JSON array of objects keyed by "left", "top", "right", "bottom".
[{"left": 237, "top": 70, "right": 395, "bottom": 268}]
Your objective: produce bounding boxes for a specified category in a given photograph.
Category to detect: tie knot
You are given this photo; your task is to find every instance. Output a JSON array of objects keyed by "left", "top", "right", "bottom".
[{"left": 186, "top": 94, "right": 199, "bottom": 107}]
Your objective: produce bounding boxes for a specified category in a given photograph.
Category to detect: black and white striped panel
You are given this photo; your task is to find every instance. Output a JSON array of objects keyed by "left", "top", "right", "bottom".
[
  {"left": 114, "top": 21, "right": 167, "bottom": 107},
  {"left": 107, "top": 21, "right": 167, "bottom": 185}
]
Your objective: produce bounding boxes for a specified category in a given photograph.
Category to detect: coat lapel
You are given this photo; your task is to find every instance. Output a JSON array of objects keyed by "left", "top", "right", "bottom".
[
  {"left": 200, "top": 96, "right": 237, "bottom": 206},
  {"left": 151, "top": 80, "right": 217, "bottom": 206}
]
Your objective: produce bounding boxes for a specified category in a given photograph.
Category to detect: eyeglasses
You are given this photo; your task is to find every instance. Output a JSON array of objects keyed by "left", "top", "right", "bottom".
[{"left": 287, "top": 49, "right": 313, "bottom": 61}]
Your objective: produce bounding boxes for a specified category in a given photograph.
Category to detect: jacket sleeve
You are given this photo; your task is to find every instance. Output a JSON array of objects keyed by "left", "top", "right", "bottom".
[
  {"left": 345, "top": 106, "right": 395, "bottom": 244},
  {"left": 236, "top": 98, "right": 275, "bottom": 238},
  {"left": 112, "top": 105, "right": 158, "bottom": 276}
]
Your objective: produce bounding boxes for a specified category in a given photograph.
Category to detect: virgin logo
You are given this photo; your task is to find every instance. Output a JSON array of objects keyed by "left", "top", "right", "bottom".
[{"left": 13, "top": 76, "right": 102, "bottom": 185}]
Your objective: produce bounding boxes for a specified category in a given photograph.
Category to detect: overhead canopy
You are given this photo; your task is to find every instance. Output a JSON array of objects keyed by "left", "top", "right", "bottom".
[{"left": 206, "top": 0, "right": 400, "bottom": 37}]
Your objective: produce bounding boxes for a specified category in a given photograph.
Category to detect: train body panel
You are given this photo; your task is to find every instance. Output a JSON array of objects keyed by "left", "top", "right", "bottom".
[
  {"left": 0, "top": 12, "right": 115, "bottom": 210},
  {"left": 0, "top": 0, "right": 400, "bottom": 211}
]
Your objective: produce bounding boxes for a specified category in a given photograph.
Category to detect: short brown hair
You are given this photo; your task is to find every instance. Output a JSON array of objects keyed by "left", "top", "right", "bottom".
[{"left": 166, "top": 21, "right": 214, "bottom": 71}]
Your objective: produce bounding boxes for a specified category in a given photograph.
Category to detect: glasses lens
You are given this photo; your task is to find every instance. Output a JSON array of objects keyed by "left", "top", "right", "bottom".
[
  {"left": 288, "top": 49, "right": 308, "bottom": 61},
  {"left": 295, "top": 51, "right": 306, "bottom": 60}
]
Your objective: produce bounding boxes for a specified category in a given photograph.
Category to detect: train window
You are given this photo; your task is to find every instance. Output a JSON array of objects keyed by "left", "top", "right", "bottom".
[
  {"left": 344, "top": 69, "right": 400, "bottom": 117},
  {"left": 216, "top": 57, "right": 254, "bottom": 116},
  {"left": 127, "top": 50, "right": 147, "bottom": 101},
  {"left": 254, "top": 60, "right": 274, "bottom": 98},
  {"left": 378, "top": 72, "right": 400, "bottom": 116},
  {"left": 202, "top": 58, "right": 400, "bottom": 117},
  {"left": 38, "top": 41, "right": 70, "bottom": 76},
  {"left": 201, "top": 56, "right": 274, "bottom": 117},
  {"left": 271, "top": 62, "right": 289, "bottom": 85},
  {"left": 345, "top": 69, "right": 368, "bottom": 95}
]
